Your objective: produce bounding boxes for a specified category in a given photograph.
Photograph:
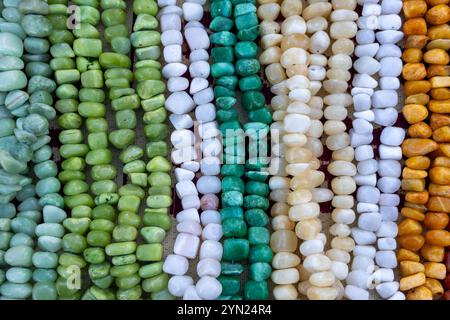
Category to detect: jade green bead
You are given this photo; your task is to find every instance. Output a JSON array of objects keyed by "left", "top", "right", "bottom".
[
  {"left": 142, "top": 212, "right": 171, "bottom": 230},
  {"left": 99, "top": 52, "right": 131, "bottom": 68},
  {"left": 88, "top": 132, "right": 108, "bottom": 150},
  {"left": 146, "top": 195, "right": 172, "bottom": 209},
  {"left": 111, "top": 37, "right": 131, "bottom": 54},
  {"left": 0, "top": 232, "right": 13, "bottom": 250},
  {"left": 248, "top": 244, "right": 272, "bottom": 264},
  {"left": 123, "top": 160, "right": 145, "bottom": 174},
  {"left": 33, "top": 269, "right": 57, "bottom": 283},
  {"left": 0, "top": 71, "right": 27, "bottom": 91},
  {"left": 18, "top": 210, "right": 41, "bottom": 223},
  {"left": 112, "top": 225, "right": 138, "bottom": 242},
  {"left": 235, "top": 13, "right": 258, "bottom": 30},
  {"left": 80, "top": 70, "right": 104, "bottom": 88},
  {"left": 223, "top": 238, "right": 249, "bottom": 261},
  {"left": 249, "top": 262, "right": 271, "bottom": 282},
  {"left": 133, "top": 0, "right": 157, "bottom": 15},
  {"left": 146, "top": 141, "right": 168, "bottom": 158},
  {"left": 105, "top": 68, "right": 133, "bottom": 81},
  {"left": 61, "top": 157, "right": 85, "bottom": 171},
  {"left": 216, "top": 75, "right": 238, "bottom": 90},
  {"left": 2, "top": 7, "right": 23, "bottom": 23},
  {"left": 214, "top": 85, "right": 235, "bottom": 98},
  {"left": 115, "top": 275, "right": 140, "bottom": 290},
  {"left": 86, "top": 230, "right": 111, "bottom": 247},
  {"left": 111, "top": 254, "right": 136, "bottom": 266},
  {"left": 55, "top": 100, "right": 79, "bottom": 114},
  {"left": 111, "top": 94, "right": 140, "bottom": 112},
  {"left": 148, "top": 186, "right": 171, "bottom": 197},
  {"left": 61, "top": 233, "right": 87, "bottom": 254},
  {"left": 79, "top": 88, "right": 105, "bottom": 103},
  {"left": 0, "top": 56, "right": 24, "bottom": 71},
  {"left": 144, "top": 123, "right": 168, "bottom": 141},
  {"left": 32, "top": 252, "right": 58, "bottom": 269},
  {"left": 91, "top": 164, "right": 117, "bottom": 181},
  {"left": 141, "top": 94, "right": 165, "bottom": 112},
  {"left": 140, "top": 226, "right": 165, "bottom": 244},
  {"left": 210, "top": 31, "right": 236, "bottom": 46},
  {"left": 116, "top": 285, "right": 142, "bottom": 299},
  {"left": 92, "top": 204, "right": 116, "bottom": 221},
  {"left": 237, "top": 25, "right": 259, "bottom": 41},
  {"left": 92, "top": 276, "right": 114, "bottom": 290},
  {"left": 222, "top": 176, "right": 245, "bottom": 193},
  {"left": 11, "top": 217, "right": 36, "bottom": 237},
  {"left": 109, "top": 129, "right": 135, "bottom": 149},
  {"left": 54, "top": 69, "right": 80, "bottom": 84},
  {"left": 105, "top": 241, "right": 136, "bottom": 256},
  {"left": 88, "top": 262, "right": 110, "bottom": 280},
  {"left": 0, "top": 282, "right": 32, "bottom": 299},
  {"left": 221, "top": 191, "right": 243, "bottom": 207},
  {"left": 22, "top": 15, "right": 52, "bottom": 37},
  {"left": 142, "top": 273, "right": 168, "bottom": 293},
  {"left": 101, "top": 8, "right": 125, "bottom": 27},
  {"left": 104, "top": 24, "right": 128, "bottom": 43},
  {"left": 36, "top": 177, "right": 61, "bottom": 197},
  {"left": 219, "top": 275, "right": 240, "bottom": 296},
  {"left": 58, "top": 253, "right": 85, "bottom": 269},
  {"left": 37, "top": 235, "right": 62, "bottom": 252},
  {"left": 135, "top": 67, "right": 160, "bottom": 81},
  {"left": 86, "top": 118, "right": 108, "bottom": 133},
  {"left": 151, "top": 289, "right": 175, "bottom": 300},
  {"left": 100, "top": 0, "right": 126, "bottom": 10},
  {"left": 110, "top": 263, "right": 139, "bottom": 278},
  {"left": 210, "top": 0, "right": 232, "bottom": 18},
  {"left": 117, "top": 195, "right": 140, "bottom": 213},
  {"left": 148, "top": 172, "right": 171, "bottom": 187},
  {"left": 115, "top": 109, "right": 137, "bottom": 129},
  {"left": 244, "top": 280, "right": 268, "bottom": 300},
  {"left": 86, "top": 149, "right": 113, "bottom": 165},
  {"left": 138, "top": 261, "right": 162, "bottom": 279},
  {"left": 79, "top": 6, "right": 100, "bottom": 25},
  {"left": 4, "top": 245, "right": 33, "bottom": 267},
  {"left": 118, "top": 212, "right": 141, "bottom": 228},
  {"left": 211, "top": 62, "right": 234, "bottom": 78},
  {"left": 32, "top": 282, "right": 57, "bottom": 300},
  {"left": 90, "top": 219, "right": 115, "bottom": 233},
  {"left": 83, "top": 247, "right": 105, "bottom": 264},
  {"left": 58, "top": 170, "right": 86, "bottom": 184},
  {"left": 248, "top": 227, "right": 270, "bottom": 245},
  {"left": 91, "top": 179, "right": 117, "bottom": 196},
  {"left": 118, "top": 185, "right": 145, "bottom": 199},
  {"left": 33, "top": 160, "right": 58, "bottom": 179},
  {"left": 133, "top": 13, "right": 158, "bottom": 31},
  {"left": 35, "top": 223, "right": 64, "bottom": 238},
  {"left": 209, "top": 16, "right": 233, "bottom": 32},
  {"left": 25, "top": 62, "right": 52, "bottom": 78},
  {"left": 48, "top": 30, "right": 74, "bottom": 46},
  {"left": 50, "top": 57, "right": 75, "bottom": 71},
  {"left": 222, "top": 217, "right": 247, "bottom": 238},
  {"left": 56, "top": 84, "right": 78, "bottom": 100},
  {"left": 216, "top": 97, "right": 237, "bottom": 109},
  {"left": 119, "top": 145, "right": 143, "bottom": 164},
  {"left": 50, "top": 43, "right": 74, "bottom": 58},
  {"left": 245, "top": 209, "right": 269, "bottom": 227},
  {"left": 136, "top": 80, "right": 165, "bottom": 100},
  {"left": 73, "top": 38, "right": 102, "bottom": 58},
  {"left": 146, "top": 156, "right": 171, "bottom": 172},
  {"left": 221, "top": 262, "right": 244, "bottom": 276},
  {"left": 244, "top": 194, "right": 269, "bottom": 210}
]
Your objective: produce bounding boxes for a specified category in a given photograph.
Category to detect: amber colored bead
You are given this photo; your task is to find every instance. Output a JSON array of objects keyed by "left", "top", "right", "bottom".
[
  {"left": 402, "top": 104, "right": 429, "bottom": 124},
  {"left": 398, "top": 219, "right": 424, "bottom": 236},
  {"left": 426, "top": 4, "right": 450, "bottom": 25},
  {"left": 430, "top": 76, "right": 450, "bottom": 89},
  {"left": 402, "top": 48, "right": 423, "bottom": 63},
  {"left": 429, "top": 100, "right": 450, "bottom": 113},
  {"left": 433, "top": 127, "right": 450, "bottom": 143},
  {"left": 397, "top": 248, "right": 421, "bottom": 262},
  {"left": 404, "top": 35, "right": 429, "bottom": 49},
  {"left": 404, "top": 18, "right": 428, "bottom": 36},
  {"left": 405, "top": 191, "right": 429, "bottom": 204},
  {"left": 421, "top": 244, "right": 445, "bottom": 262},
  {"left": 406, "top": 285, "right": 433, "bottom": 300},
  {"left": 400, "top": 272, "right": 426, "bottom": 291},
  {"left": 403, "top": 1, "right": 428, "bottom": 19},
  {"left": 403, "top": 167, "right": 428, "bottom": 179},
  {"left": 424, "top": 212, "right": 450, "bottom": 230},
  {"left": 398, "top": 234, "right": 426, "bottom": 251},
  {"left": 427, "top": 65, "right": 450, "bottom": 77},
  {"left": 403, "top": 63, "right": 427, "bottom": 80},
  {"left": 424, "top": 278, "right": 444, "bottom": 298},
  {"left": 400, "top": 261, "right": 425, "bottom": 276},
  {"left": 432, "top": 156, "right": 450, "bottom": 167},
  {"left": 440, "top": 143, "right": 450, "bottom": 157},
  {"left": 430, "top": 114, "right": 450, "bottom": 130},
  {"left": 431, "top": 88, "right": 450, "bottom": 100},
  {"left": 407, "top": 122, "right": 433, "bottom": 138},
  {"left": 402, "top": 139, "right": 439, "bottom": 157},
  {"left": 402, "top": 178, "right": 426, "bottom": 192},
  {"left": 429, "top": 166, "right": 450, "bottom": 184},
  {"left": 404, "top": 80, "right": 432, "bottom": 96},
  {"left": 424, "top": 262, "right": 446, "bottom": 279},
  {"left": 427, "top": 196, "right": 450, "bottom": 212},
  {"left": 401, "top": 207, "right": 426, "bottom": 221},
  {"left": 426, "top": 0, "right": 449, "bottom": 5},
  {"left": 404, "top": 201, "right": 427, "bottom": 213},
  {"left": 428, "top": 24, "right": 450, "bottom": 40},
  {"left": 405, "top": 93, "right": 430, "bottom": 105},
  {"left": 424, "top": 49, "right": 450, "bottom": 65},
  {"left": 405, "top": 156, "right": 431, "bottom": 170},
  {"left": 425, "top": 230, "right": 450, "bottom": 247},
  {"left": 271, "top": 202, "right": 289, "bottom": 216},
  {"left": 429, "top": 184, "right": 450, "bottom": 197}
]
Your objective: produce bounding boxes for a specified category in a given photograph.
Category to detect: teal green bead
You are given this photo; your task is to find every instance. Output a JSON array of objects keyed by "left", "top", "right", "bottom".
[
  {"left": 216, "top": 96, "right": 237, "bottom": 110},
  {"left": 210, "top": 31, "right": 237, "bottom": 46},
  {"left": 246, "top": 170, "right": 269, "bottom": 182},
  {"left": 218, "top": 275, "right": 240, "bottom": 296},
  {"left": 11, "top": 217, "right": 36, "bottom": 237},
  {"left": 32, "top": 269, "right": 57, "bottom": 283},
  {"left": 35, "top": 223, "right": 64, "bottom": 238},
  {"left": 220, "top": 207, "right": 244, "bottom": 220},
  {"left": 38, "top": 193, "right": 64, "bottom": 209},
  {"left": 234, "top": 41, "right": 257, "bottom": 59},
  {"left": 0, "top": 22, "right": 27, "bottom": 40},
  {"left": 245, "top": 181, "right": 269, "bottom": 197},
  {"left": 28, "top": 75, "right": 56, "bottom": 94},
  {"left": 222, "top": 176, "right": 245, "bottom": 193},
  {"left": 0, "top": 204, "right": 15, "bottom": 219},
  {"left": 211, "top": 46, "right": 234, "bottom": 63},
  {"left": 221, "top": 262, "right": 244, "bottom": 276},
  {"left": 221, "top": 164, "right": 244, "bottom": 177},
  {"left": 235, "top": 58, "right": 260, "bottom": 77},
  {"left": 237, "top": 25, "right": 259, "bottom": 41},
  {"left": 36, "top": 177, "right": 61, "bottom": 197},
  {"left": 111, "top": 254, "right": 136, "bottom": 267},
  {"left": 214, "top": 85, "right": 236, "bottom": 98},
  {"left": 0, "top": 232, "right": 13, "bottom": 250},
  {"left": 4, "top": 245, "right": 33, "bottom": 267},
  {"left": 138, "top": 261, "right": 162, "bottom": 279},
  {"left": 17, "top": 210, "right": 41, "bottom": 223},
  {"left": 151, "top": 289, "right": 175, "bottom": 300},
  {"left": 37, "top": 235, "right": 62, "bottom": 252},
  {"left": 18, "top": 198, "right": 40, "bottom": 212},
  {"left": 141, "top": 273, "right": 168, "bottom": 293},
  {"left": 84, "top": 247, "right": 106, "bottom": 264},
  {"left": 249, "top": 262, "right": 271, "bottom": 281},
  {"left": 242, "top": 90, "right": 266, "bottom": 111},
  {"left": 221, "top": 191, "right": 243, "bottom": 207},
  {"left": 244, "top": 280, "right": 268, "bottom": 300},
  {"left": 18, "top": 0, "right": 49, "bottom": 15},
  {"left": 0, "top": 282, "right": 32, "bottom": 299},
  {"left": 134, "top": 13, "right": 158, "bottom": 31},
  {"left": 0, "top": 71, "right": 27, "bottom": 91},
  {"left": 210, "top": 0, "right": 232, "bottom": 18},
  {"left": 249, "top": 244, "right": 272, "bottom": 263},
  {"left": 32, "top": 252, "right": 58, "bottom": 269},
  {"left": 33, "top": 160, "right": 58, "bottom": 179},
  {"left": 235, "top": 13, "right": 258, "bottom": 30},
  {"left": 239, "top": 75, "right": 262, "bottom": 92},
  {"left": 32, "top": 282, "right": 57, "bottom": 300},
  {"left": 244, "top": 194, "right": 269, "bottom": 210},
  {"left": 216, "top": 75, "right": 238, "bottom": 90},
  {"left": 234, "top": 2, "right": 256, "bottom": 16},
  {"left": 209, "top": 16, "right": 233, "bottom": 32},
  {"left": 0, "top": 56, "right": 24, "bottom": 72},
  {"left": 222, "top": 218, "right": 247, "bottom": 238},
  {"left": 25, "top": 61, "right": 52, "bottom": 77},
  {"left": 245, "top": 209, "right": 269, "bottom": 227},
  {"left": 223, "top": 238, "right": 249, "bottom": 261},
  {"left": 211, "top": 62, "right": 234, "bottom": 78},
  {"left": 0, "top": 219, "right": 11, "bottom": 232},
  {"left": 248, "top": 107, "right": 272, "bottom": 124},
  {"left": 21, "top": 15, "right": 52, "bottom": 37},
  {"left": 248, "top": 227, "right": 270, "bottom": 245},
  {"left": 3, "top": 8, "right": 24, "bottom": 24},
  {"left": 217, "top": 108, "right": 239, "bottom": 122}
]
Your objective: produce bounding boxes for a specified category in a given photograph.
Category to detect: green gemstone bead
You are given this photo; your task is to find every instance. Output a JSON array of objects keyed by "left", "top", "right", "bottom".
[
  {"left": 221, "top": 262, "right": 244, "bottom": 276},
  {"left": 239, "top": 75, "right": 262, "bottom": 92},
  {"left": 245, "top": 209, "right": 269, "bottom": 227},
  {"left": 217, "top": 109, "right": 239, "bottom": 122},
  {"left": 214, "top": 85, "right": 236, "bottom": 98},
  {"left": 221, "top": 191, "right": 243, "bottom": 207},
  {"left": 143, "top": 212, "right": 171, "bottom": 230},
  {"left": 210, "top": 0, "right": 232, "bottom": 18},
  {"left": 211, "top": 62, "right": 234, "bottom": 78},
  {"left": 216, "top": 75, "right": 238, "bottom": 90},
  {"left": 244, "top": 194, "right": 270, "bottom": 210},
  {"left": 248, "top": 107, "right": 272, "bottom": 124},
  {"left": 130, "top": 31, "right": 160, "bottom": 48},
  {"left": 221, "top": 164, "right": 244, "bottom": 177},
  {"left": 134, "top": 13, "right": 158, "bottom": 31},
  {"left": 249, "top": 244, "right": 272, "bottom": 263},
  {"left": 141, "top": 273, "right": 168, "bottom": 293},
  {"left": 235, "top": 58, "right": 260, "bottom": 77},
  {"left": 223, "top": 238, "right": 249, "bottom": 261},
  {"left": 133, "top": 0, "right": 157, "bottom": 15},
  {"left": 111, "top": 254, "right": 136, "bottom": 266},
  {"left": 84, "top": 247, "right": 106, "bottom": 264},
  {"left": 222, "top": 176, "right": 245, "bottom": 193},
  {"left": 88, "top": 262, "right": 110, "bottom": 280},
  {"left": 244, "top": 280, "right": 268, "bottom": 300},
  {"left": 140, "top": 226, "right": 166, "bottom": 244},
  {"left": 245, "top": 181, "right": 269, "bottom": 197},
  {"left": 222, "top": 218, "right": 247, "bottom": 238},
  {"left": 211, "top": 46, "right": 234, "bottom": 63},
  {"left": 101, "top": 8, "right": 126, "bottom": 27},
  {"left": 209, "top": 16, "right": 233, "bottom": 32},
  {"left": 219, "top": 275, "right": 240, "bottom": 296},
  {"left": 220, "top": 207, "right": 244, "bottom": 220},
  {"left": 139, "top": 261, "right": 163, "bottom": 279},
  {"left": 210, "top": 31, "right": 236, "bottom": 46},
  {"left": 104, "top": 24, "right": 128, "bottom": 42},
  {"left": 237, "top": 25, "right": 259, "bottom": 41},
  {"left": 248, "top": 227, "right": 270, "bottom": 245},
  {"left": 73, "top": 38, "right": 102, "bottom": 58},
  {"left": 61, "top": 233, "right": 87, "bottom": 254},
  {"left": 215, "top": 96, "right": 236, "bottom": 109},
  {"left": 235, "top": 13, "right": 258, "bottom": 30}
]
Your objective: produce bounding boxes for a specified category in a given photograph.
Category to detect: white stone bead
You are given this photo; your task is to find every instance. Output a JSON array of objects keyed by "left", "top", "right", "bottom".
[
  {"left": 175, "top": 168, "right": 195, "bottom": 182},
  {"left": 174, "top": 233, "right": 200, "bottom": 259},
  {"left": 176, "top": 208, "right": 200, "bottom": 223},
  {"left": 190, "top": 77, "right": 209, "bottom": 95},
  {"left": 376, "top": 222, "right": 398, "bottom": 238},
  {"left": 354, "top": 145, "right": 374, "bottom": 162},
  {"left": 182, "top": 285, "right": 202, "bottom": 300},
  {"left": 354, "top": 245, "right": 377, "bottom": 258},
  {"left": 326, "top": 248, "right": 351, "bottom": 264},
  {"left": 200, "top": 156, "right": 220, "bottom": 176},
  {"left": 197, "top": 176, "right": 221, "bottom": 195},
  {"left": 373, "top": 108, "right": 398, "bottom": 127},
  {"left": 199, "top": 240, "right": 223, "bottom": 260},
  {"left": 376, "top": 30, "right": 403, "bottom": 44},
  {"left": 201, "top": 223, "right": 222, "bottom": 241},
  {"left": 182, "top": 195, "right": 200, "bottom": 210},
  {"left": 303, "top": 254, "right": 332, "bottom": 273},
  {"left": 357, "top": 16, "right": 379, "bottom": 30},
  {"left": 372, "top": 90, "right": 398, "bottom": 109},
  {"left": 163, "top": 62, "right": 187, "bottom": 79},
  {"left": 375, "top": 250, "right": 397, "bottom": 269},
  {"left": 352, "top": 228, "right": 376, "bottom": 245},
  {"left": 169, "top": 114, "right": 193, "bottom": 130},
  {"left": 181, "top": 160, "right": 200, "bottom": 172},
  {"left": 351, "top": 255, "right": 375, "bottom": 273},
  {"left": 310, "top": 271, "right": 336, "bottom": 287},
  {"left": 354, "top": 56, "right": 381, "bottom": 75},
  {"left": 380, "top": 127, "right": 405, "bottom": 146},
  {"left": 310, "top": 31, "right": 330, "bottom": 54},
  {"left": 200, "top": 210, "right": 221, "bottom": 226},
  {"left": 352, "top": 73, "right": 378, "bottom": 88},
  {"left": 378, "top": 237, "right": 397, "bottom": 250},
  {"left": 380, "top": 206, "right": 398, "bottom": 222},
  {"left": 388, "top": 291, "right": 406, "bottom": 300},
  {"left": 345, "top": 285, "right": 370, "bottom": 300},
  {"left": 196, "top": 276, "right": 222, "bottom": 300},
  {"left": 381, "top": 0, "right": 402, "bottom": 14},
  {"left": 171, "top": 129, "right": 195, "bottom": 149},
  {"left": 184, "top": 27, "right": 210, "bottom": 51},
  {"left": 158, "top": 0, "right": 176, "bottom": 7},
  {"left": 189, "top": 61, "right": 210, "bottom": 78},
  {"left": 378, "top": 177, "right": 401, "bottom": 193},
  {"left": 357, "top": 186, "right": 380, "bottom": 204},
  {"left": 176, "top": 180, "right": 198, "bottom": 198},
  {"left": 182, "top": 2, "right": 203, "bottom": 21},
  {"left": 161, "top": 30, "right": 183, "bottom": 46},
  {"left": 197, "top": 258, "right": 221, "bottom": 278},
  {"left": 357, "top": 159, "right": 378, "bottom": 175},
  {"left": 311, "top": 188, "right": 334, "bottom": 203},
  {"left": 168, "top": 275, "right": 193, "bottom": 297},
  {"left": 379, "top": 193, "right": 400, "bottom": 206},
  {"left": 163, "top": 254, "right": 189, "bottom": 275},
  {"left": 198, "top": 121, "right": 219, "bottom": 139},
  {"left": 300, "top": 239, "right": 324, "bottom": 256},
  {"left": 330, "top": 224, "right": 351, "bottom": 237},
  {"left": 346, "top": 270, "right": 371, "bottom": 289},
  {"left": 167, "top": 77, "right": 189, "bottom": 92},
  {"left": 307, "top": 16, "right": 328, "bottom": 33},
  {"left": 177, "top": 220, "right": 202, "bottom": 236},
  {"left": 362, "top": 3, "right": 381, "bottom": 16},
  {"left": 376, "top": 44, "right": 402, "bottom": 59},
  {"left": 160, "top": 13, "right": 181, "bottom": 32},
  {"left": 355, "top": 43, "right": 379, "bottom": 58},
  {"left": 331, "top": 261, "right": 349, "bottom": 280},
  {"left": 284, "top": 114, "right": 311, "bottom": 133},
  {"left": 166, "top": 91, "right": 195, "bottom": 114},
  {"left": 195, "top": 103, "right": 216, "bottom": 123},
  {"left": 356, "top": 29, "right": 375, "bottom": 44},
  {"left": 331, "top": 9, "right": 358, "bottom": 21},
  {"left": 378, "top": 14, "right": 401, "bottom": 30},
  {"left": 378, "top": 145, "right": 402, "bottom": 160},
  {"left": 354, "top": 110, "right": 375, "bottom": 122},
  {"left": 358, "top": 212, "right": 382, "bottom": 232},
  {"left": 332, "top": 195, "right": 354, "bottom": 209},
  {"left": 357, "top": 202, "right": 379, "bottom": 213},
  {"left": 332, "top": 208, "right": 356, "bottom": 224},
  {"left": 354, "top": 174, "right": 377, "bottom": 186},
  {"left": 353, "top": 119, "right": 373, "bottom": 134},
  {"left": 353, "top": 94, "right": 371, "bottom": 112},
  {"left": 158, "top": 5, "right": 182, "bottom": 18},
  {"left": 201, "top": 138, "right": 221, "bottom": 157},
  {"left": 379, "top": 76, "right": 400, "bottom": 90},
  {"left": 190, "top": 49, "right": 209, "bottom": 62}
]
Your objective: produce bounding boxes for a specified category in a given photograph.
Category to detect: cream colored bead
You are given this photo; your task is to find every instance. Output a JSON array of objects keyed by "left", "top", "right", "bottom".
[
  {"left": 269, "top": 176, "right": 291, "bottom": 190},
  {"left": 329, "top": 223, "right": 352, "bottom": 237},
  {"left": 326, "top": 68, "right": 351, "bottom": 81},
  {"left": 265, "top": 63, "right": 286, "bottom": 84},
  {"left": 273, "top": 284, "right": 298, "bottom": 300},
  {"left": 270, "top": 189, "right": 289, "bottom": 202},
  {"left": 298, "top": 280, "right": 312, "bottom": 296},
  {"left": 306, "top": 16, "right": 328, "bottom": 33},
  {"left": 273, "top": 252, "right": 301, "bottom": 269},
  {"left": 303, "top": 253, "right": 332, "bottom": 272},
  {"left": 309, "top": 53, "right": 327, "bottom": 66},
  {"left": 307, "top": 121, "right": 324, "bottom": 139},
  {"left": 310, "top": 30, "right": 331, "bottom": 54},
  {"left": 271, "top": 268, "right": 300, "bottom": 285},
  {"left": 280, "top": 48, "right": 308, "bottom": 69},
  {"left": 272, "top": 216, "right": 294, "bottom": 232},
  {"left": 331, "top": 39, "right": 355, "bottom": 55},
  {"left": 326, "top": 248, "right": 351, "bottom": 264},
  {"left": 289, "top": 89, "right": 311, "bottom": 103},
  {"left": 272, "top": 110, "right": 286, "bottom": 121},
  {"left": 309, "top": 271, "right": 336, "bottom": 287},
  {"left": 326, "top": 132, "right": 350, "bottom": 150},
  {"left": 324, "top": 93, "right": 352, "bottom": 106},
  {"left": 331, "top": 208, "right": 355, "bottom": 224},
  {"left": 286, "top": 163, "right": 312, "bottom": 176},
  {"left": 284, "top": 114, "right": 311, "bottom": 133},
  {"left": 330, "top": 21, "right": 358, "bottom": 39},
  {"left": 290, "top": 170, "right": 324, "bottom": 189},
  {"left": 271, "top": 95, "right": 290, "bottom": 110},
  {"left": 281, "top": 33, "right": 310, "bottom": 51},
  {"left": 261, "top": 34, "right": 283, "bottom": 49},
  {"left": 287, "top": 189, "right": 313, "bottom": 205},
  {"left": 289, "top": 202, "right": 320, "bottom": 221},
  {"left": 283, "top": 133, "right": 308, "bottom": 147},
  {"left": 323, "top": 79, "right": 348, "bottom": 93},
  {"left": 286, "top": 101, "right": 310, "bottom": 115},
  {"left": 324, "top": 120, "right": 346, "bottom": 135},
  {"left": 331, "top": 146, "right": 354, "bottom": 162},
  {"left": 328, "top": 54, "right": 352, "bottom": 70},
  {"left": 285, "top": 74, "right": 310, "bottom": 90},
  {"left": 304, "top": 138, "right": 323, "bottom": 157},
  {"left": 330, "top": 9, "right": 358, "bottom": 21},
  {"left": 281, "top": 15, "right": 306, "bottom": 35},
  {"left": 280, "top": 0, "right": 303, "bottom": 18},
  {"left": 307, "top": 286, "right": 339, "bottom": 300},
  {"left": 331, "top": 236, "right": 356, "bottom": 252},
  {"left": 257, "top": 3, "right": 280, "bottom": 21},
  {"left": 324, "top": 106, "right": 348, "bottom": 121},
  {"left": 260, "top": 20, "right": 280, "bottom": 36},
  {"left": 332, "top": 195, "right": 354, "bottom": 209},
  {"left": 285, "top": 64, "right": 309, "bottom": 78},
  {"left": 260, "top": 47, "right": 282, "bottom": 65},
  {"left": 271, "top": 202, "right": 290, "bottom": 216},
  {"left": 331, "top": 0, "right": 357, "bottom": 10},
  {"left": 309, "top": 107, "right": 324, "bottom": 120},
  {"left": 271, "top": 80, "right": 289, "bottom": 95},
  {"left": 311, "top": 187, "right": 334, "bottom": 202},
  {"left": 295, "top": 218, "right": 322, "bottom": 240},
  {"left": 331, "top": 176, "right": 356, "bottom": 195},
  {"left": 302, "top": 2, "right": 332, "bottom": 20},
  {"left": 327, "top": 160, "right": 356, "bottom": 176},
  {"left": 285, "top": 147, "right": 313, "bottom": 163}
]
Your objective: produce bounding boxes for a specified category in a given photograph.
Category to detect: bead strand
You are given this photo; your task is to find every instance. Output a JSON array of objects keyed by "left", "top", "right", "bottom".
[
  {"left": 100, "top": 0, "right": 143, "bottom": 300},
  {"left": 130, "top": 0, "right": 173, "bottom": 300},
  {"left": 399, "top": 0, "right": 450, "bottom": 300},
  {"left": 69, "top": 0, "right": 117, "bottom": 300},
  {"left": 209, "top": 0, "right": 248, "bottom": 300},
  {"left": 0, "top": 0, "right": 40, "bottom": 300},
  {"left": 258, "top": 0, "right": 301, "bottom": 300}
]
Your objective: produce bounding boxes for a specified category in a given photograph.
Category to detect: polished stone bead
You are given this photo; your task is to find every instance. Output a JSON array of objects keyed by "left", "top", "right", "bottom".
[
  {"left": 217, "top": 109, "right": 239, "bottom": 122},
  {"left": 214, "top": 85, "right": 236, "bottom": 98},
  {"left": 219, "top": 275, "right": 240, "bottom": 296},
  {"left": 216, "top": 75, "right": 238, "bottom": 90},
  {"left": 141, "top": 273, "right": 168, "bottom": 293},
  {"left": 242, "top": 90, "right": 265, "bottom": 111},
  {"left": 235, "top": 13, "right": 258, "bottom": 30},
  {"left": 210, "top": 31, "right": 237, "bottom": 46},
  {"left": 209, "top": 16, "right": 233, "bottom": 32},
  {"left": 234, "top": 3, "right": 256, "bottom": 16},
  {"left": 216, "top": 96, "right": 237, "bottom": 109},
  {"left": 222, "top": 217, "right": 247, "bottom": 237},
  {"left": 221, "top": 262, "right": 244, "bottom": 276},
  {"left": 222, "top": 176, "right": 245, "bottom": 193},
  {"left": 32, "top": 282, "right": 57, "bottom": 300},
  {"left": 211, "top": 62, "right": 234, "bottom": 78},
  {"left": 237, "top": 26, "right": 259, "bottom": 41},
  {"left": 223, "top": 238, "right": 249, "bottom": 261},
  {"left": 221, "top": 191, "right": 243, "bottom": 207},
  {"left": 235, "top": 58, "right": 260, "bottom": 77},
  {"left": 221, "top": 164, "right": 244, "bottom": 177},
  {"left": 220, "top": 207, "right": 244, "bottom": 220},
  {"left": 22, "top": 15, "right": 52, "bottom": 37},
  {"left": 248, "top": 227, "right": 270, "bottom": 245},
  {"left": 248, "top": 107, "right": 272, "bottom": 124},
  {"left": 248, "top": 244, "right": 272, "bottom": 263},
  {"left": 244, "top": 280, "right": 268, "bottom": 300},
  {"left": 210, "top": 0, "right": 232, "bottom": 18},
  {"left": 249, "top": 262, "right": 271, "bottom": 281},
  {"left": 245, "top": 209, "right": 269, "bottom": 227},
  {"left": 211, "top": 46, "right": 234, "bottom": 63}
]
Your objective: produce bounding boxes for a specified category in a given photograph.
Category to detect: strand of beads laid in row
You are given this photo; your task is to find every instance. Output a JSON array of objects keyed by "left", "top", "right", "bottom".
[{"left": 399, "top": 0, "right": 450, "bottom": 300}]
